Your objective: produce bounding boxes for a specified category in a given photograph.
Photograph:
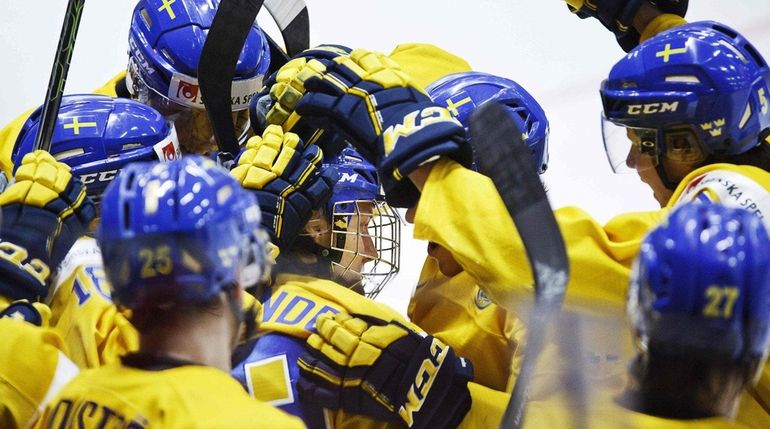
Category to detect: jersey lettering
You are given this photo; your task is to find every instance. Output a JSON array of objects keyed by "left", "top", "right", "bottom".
[
  {"left": 71, "top": 266, "right": 111, "bottom": 306},
  {"left": 675, "top": 170, "right": 769, "bottom": 222},
  {"left": 46, "top": 398, "right": 148, "bottom": 429},
  {"left": 263, "top": 291, "right": 340, "bottom": 331}
]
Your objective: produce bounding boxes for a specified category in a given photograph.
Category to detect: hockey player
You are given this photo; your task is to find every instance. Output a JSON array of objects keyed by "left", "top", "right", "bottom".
[
  {"left": 248, "top": 47, "right": 572, "bottom": 426},
  {"left": 123, "top": 0, "right": 269, "bottom": 154},
  {"left": 524, "top": 202, "right": 770, "bottom": 427},
  {"left": 0, "top": 0, "right": 270, "bottom": 177},
  {"left": 0, "top": 151, "right": 95, "bottom": 428},
  {"left": 254, "top": 24, "right": 769, "bottom": 422},
  {"left": 583, "top": 11, "right": 770, "bottom": 425},
  {"left": 230, "top": 126, "right": 479, "bottom": 428},
  {"left": 402, "top": 70, "right": 549, "bottom": 391},
  {"left": 33, "top": 155, "right": 304, "bottom": 428},
  {"left": 10, "top": 94, "right": 181, "bottom": 369}
]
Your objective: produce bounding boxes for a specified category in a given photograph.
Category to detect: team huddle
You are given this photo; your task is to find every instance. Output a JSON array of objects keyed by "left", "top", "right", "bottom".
[{"left": 1, "top": 0, "right": 770, "bottom": 428}]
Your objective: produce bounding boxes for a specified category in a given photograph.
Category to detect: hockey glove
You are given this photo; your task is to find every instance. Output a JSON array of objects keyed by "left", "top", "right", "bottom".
[
  {"left": 252, "top": 45, "right": 352, "bottom": 156},
  {"left": 295, "top": 49, "right": 472, "bottom": 208},
  {"left": 566, "top": 0, "right": 688, "bottom": 52},
  {"left": 0, "top": 151, "right": 96, "bottom": 301},
  {"left": 298, "top": 312, "right": 473, "bottom": 429},
  {"left": 231, "top": 125, "right": 333, "bottom": 251},
  {"left": 0, "top": 299, "right": 50, "bottom": 326}
]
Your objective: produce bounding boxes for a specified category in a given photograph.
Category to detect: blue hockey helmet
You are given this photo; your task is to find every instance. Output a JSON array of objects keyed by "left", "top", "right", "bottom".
[
  {"left": 127, "top": 0, "right": 270, "bottom": 152},
  {"left": 98, "top": 155, "right": 269, "bottom": 309},
  {"left": 427, "top": 71, "right": 549, "bottom": 174},
  {"left": 12, "top": 94, "right": 180, "bottom": 204},
  {"left": 628, "top": 203, "right": 770, "bottom": 364},
  {"left": 601, "top": 21, "right": 770, "bottom": 187},
  {"left": 307, "top": 147, "right": 400, "bottom": 298}
]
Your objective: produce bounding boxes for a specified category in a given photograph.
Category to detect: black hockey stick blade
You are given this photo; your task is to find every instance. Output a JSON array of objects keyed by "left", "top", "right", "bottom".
[
  {"left": 264, "top": 0, "right": 309, "bottom": 57},
  {"left": 199, "top": 0, "right": 309, "bottom": 158},
  {"left": 469, "top": 102, "right": 569, "bottom": 429},
  {"left": 264, "top": 31, "right": 292, "bottom": 77},
  {"left": 199, "top": 0, "right": 264, "bottom": 158},
  {"left": 34, "top": 0, "right": 85, "bottom": 152}
]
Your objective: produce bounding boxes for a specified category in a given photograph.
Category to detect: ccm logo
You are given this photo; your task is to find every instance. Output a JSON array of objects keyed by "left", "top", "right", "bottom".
[
  {"left": 626, "top": 101, "right": 679, "bottom": 115},
  {"left": 80, "top": 170, "right": 119, "bottom": 184}
]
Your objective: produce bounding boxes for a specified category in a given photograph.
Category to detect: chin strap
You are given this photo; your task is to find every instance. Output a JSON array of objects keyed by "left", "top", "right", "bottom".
[{"left": 654, "top": 162, "right": 681, "bottom": 191}]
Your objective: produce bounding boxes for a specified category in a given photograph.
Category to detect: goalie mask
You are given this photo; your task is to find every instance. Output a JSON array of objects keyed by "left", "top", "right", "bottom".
[{"left": 302, "top": 147, "right": 400, "bottom": 298}]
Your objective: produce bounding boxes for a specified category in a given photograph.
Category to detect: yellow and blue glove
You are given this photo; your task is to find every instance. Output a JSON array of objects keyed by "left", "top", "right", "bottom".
[
  {"left": 231, "top": 125, "right": 333, "bottom": 251},
  {"left": 293, "top": 49, "right": 472, "bottom": 208},
  {"left": 252, "top": 45, "right": 352, "bottom": 156},
  {"left": 298, "top": 313, "right": 473, "bottom": 429},
  {"left": 566, "top": 0, "right": 688, "bottom": 52},
  {"left": 0, "top": 151, "right": 96, "bottom": 301}
]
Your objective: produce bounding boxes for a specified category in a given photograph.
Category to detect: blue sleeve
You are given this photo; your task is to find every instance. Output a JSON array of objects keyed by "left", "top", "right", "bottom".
[{"left": 232, "top": 333, "right": 326, "bottom": 427}]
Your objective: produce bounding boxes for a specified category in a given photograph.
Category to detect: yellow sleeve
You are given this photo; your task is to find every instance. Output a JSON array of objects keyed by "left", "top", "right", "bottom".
[
  {"left": 408, "top": 262, "right": 525, "bottom": 391},
  {"left": 413, "top": 158, "right": 665, "bottom": 311},
  {"left": 0, "top": 71, "right": 125, "bottom": 180},
  {"left": 457, "top": 382, "right": 508, "bottom": 428},
  {"left": 47, "top": 239, "right": 138, "bottom": 368},
  {"left": 0, "top": 107, "right": 36, "bottom": 180},
  {"left": 0, "top": 319, "right": 79, "bottom": 429},
  {"left": 640, "top": 13, "right": 688, "bottom": 42},
  {"left": 388, "top": 43, "right": 472, "bottom": 89},
  {"left": 92, "top": 71, "right": 125, "bottom": 97}
]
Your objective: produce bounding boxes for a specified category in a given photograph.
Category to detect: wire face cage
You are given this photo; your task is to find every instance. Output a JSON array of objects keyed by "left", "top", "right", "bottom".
[{"left": 328, "top": 198, "right": 401, "bottom": 299}]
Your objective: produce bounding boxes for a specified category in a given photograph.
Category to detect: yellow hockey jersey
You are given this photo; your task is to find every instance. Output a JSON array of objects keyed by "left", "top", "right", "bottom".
[
  {"left": 47, "top": 237, "right": 139, "bottom": 368},
  {"left": 33, "top": 360, "right": 305, "bottom": 429},
  {"left": 0, "top": 318, "right": 79, "bottom": 429},
  {"left": 235, "top": 274, "right": 509, "bottom": 428},
  {"left": 412, "top": 158, "right": 770, "bottom": 426},
  {"left": 525, "top": 387, "right": 754, "bottom": 429},
  {"left": 409, "top": 259, "right": 526, "bottom": 392}
]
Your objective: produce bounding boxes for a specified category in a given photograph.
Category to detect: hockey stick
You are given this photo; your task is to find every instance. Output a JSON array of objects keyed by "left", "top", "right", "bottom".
[
  {"left": 198, "top": 0, "right": 309, "bottom": 158},
  {"left": 469, "top": 102, "right": 569, "bottom": 429},
  {"left": 33, "top": 0, "right": 86, "bottom": 152},
  {"left": 264, "top": 0, "right": 310, "bottom": 74}
]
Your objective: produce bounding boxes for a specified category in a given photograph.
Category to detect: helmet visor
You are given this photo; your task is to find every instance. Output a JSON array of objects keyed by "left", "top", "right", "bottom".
[{"left": 602, "top": 114, "right": 660, "bottom": 174}]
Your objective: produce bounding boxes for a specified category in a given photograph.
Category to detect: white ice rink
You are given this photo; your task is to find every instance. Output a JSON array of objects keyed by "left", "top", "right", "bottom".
[{"left": 1, "top": 0, "right": 768, "bottom": 314}]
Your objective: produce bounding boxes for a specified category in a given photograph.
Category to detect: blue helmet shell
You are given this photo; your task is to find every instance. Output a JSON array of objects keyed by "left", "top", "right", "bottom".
[
  {"left": 12, "top": 94, "right": 180, "bottom": 201},
  {"left": 601, "top": 21, "right": 770, "bottom": 156},
  {"left": 127, "top": 0, "right": 270, "bottom": 111},
  {"left": 98, "top": 155, "right": 268, "bottom": 308},
  {"left": 427, "top": 71, "right": 550, "bottom": 174},
  {"left": 323, "top": 146, "right": 381, "bottom": 213},
  {"left": 629, "top": 203, "right": 770, "bottom": 362}
]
